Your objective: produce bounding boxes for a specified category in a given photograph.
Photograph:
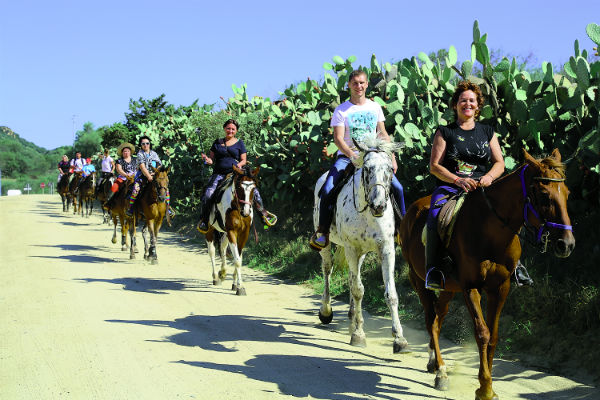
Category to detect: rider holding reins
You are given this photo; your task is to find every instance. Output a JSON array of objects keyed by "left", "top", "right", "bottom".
[{"left": 309, "top": 69, "right": 406, "bottom": 251}]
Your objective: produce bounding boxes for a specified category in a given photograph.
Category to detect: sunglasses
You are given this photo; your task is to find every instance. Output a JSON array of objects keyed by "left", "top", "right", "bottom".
[{"left": 141, "top": 142, "right": 150, "bottom": 145}]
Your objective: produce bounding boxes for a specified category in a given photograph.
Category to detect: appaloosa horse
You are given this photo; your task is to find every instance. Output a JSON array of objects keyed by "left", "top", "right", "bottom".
[
  {"left": 314, "top": 138, "right": 408, "bottom": 353},
  {"left": 200, "top": 165, "right": 258, "bottom": 295},
  {"left": 400, "top": 149, "right": 575, "bottom": 400}
]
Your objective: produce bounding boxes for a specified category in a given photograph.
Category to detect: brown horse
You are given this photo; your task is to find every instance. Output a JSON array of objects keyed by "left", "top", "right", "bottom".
[
  {"left": 57, "top": 173, "right": 71, "bottom": 212},
  {"left": 96, "top": 173, "right": 115, "bottom": 224},
  {"left": 399, "top": 149, "right": 575, "bottom": 400},
  {"left": 136, "top": 166, "right": 170, "bottom": 264},
  {"left": 201, "top": 166, "right": 258, "bottom": 295},
  {"left": 68, "top": 172, "right": 83, "bottom": 215},
  {"left": 108, "top": 176, "right": 137, "bottom": 258},
  {"left": 78, "top": 172, "right": 96, "bottom": 218}
]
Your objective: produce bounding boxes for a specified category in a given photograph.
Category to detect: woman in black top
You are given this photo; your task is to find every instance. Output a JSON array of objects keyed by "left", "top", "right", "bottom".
[
  {"left": 197, "top": 119, "right": 276, "bottom": 233},
  {"left": 425, "top": 80, "right": 532, "bottom": 290}
]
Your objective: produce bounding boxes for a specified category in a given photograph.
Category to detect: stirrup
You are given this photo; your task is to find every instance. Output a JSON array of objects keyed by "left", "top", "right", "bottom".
[
  {"left": 425, "top": 267, "right": 445, "bottom": 290},
  {"left": 309, "top": 232, "right": 329, "bottom": 251},
  {"left": 196, "top": 220, "right": 209, "bottom": 234},
  {"left": 513, "top": 260, "right": 534, "bottom": 287},
  {"left": 262, "top": 211, "right": 277, "bottom": 227}
]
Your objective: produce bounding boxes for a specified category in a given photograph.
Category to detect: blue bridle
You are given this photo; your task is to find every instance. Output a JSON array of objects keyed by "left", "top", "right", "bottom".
[{"left": 520, "top": 164, "right": 573, "bottom": 252}]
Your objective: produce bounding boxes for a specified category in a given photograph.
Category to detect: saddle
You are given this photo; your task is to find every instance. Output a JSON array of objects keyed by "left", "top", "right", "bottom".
[
  {"left": 318, "top": 162, "right": 355, "bottom": 202},
  {"left": 421, "top": 191, "right": 467, "bottom": 257}
]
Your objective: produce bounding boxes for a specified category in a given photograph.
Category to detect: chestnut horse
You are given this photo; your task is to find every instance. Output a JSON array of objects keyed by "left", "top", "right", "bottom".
[
  {"left": 136, "top": 166, "right": 170, "bottom": 264},
  {"left": 201, "top": 165, "right": 258, "bottom": 295},
  {"left": 108, "top": 176, "right": 137, "bottom": 258},
  {"left": 399, "top": 149, "right": 575, "bottom": 400},
  {"left": 57, "top": 173, "right": 71, "bottom": 212}
]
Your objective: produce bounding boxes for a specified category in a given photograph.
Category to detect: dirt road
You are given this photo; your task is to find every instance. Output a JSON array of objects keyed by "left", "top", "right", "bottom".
[{"left": 0, "top": 195, "right": 596, "bottom": 399}]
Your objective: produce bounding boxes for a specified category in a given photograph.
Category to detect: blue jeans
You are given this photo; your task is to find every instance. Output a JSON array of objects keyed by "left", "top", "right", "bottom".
[
  {"left": 426, "top": 185, "right": 460, "bottom": 229},
  {"left": 318, "top": 156, "right": 406, "bottom": 232}
]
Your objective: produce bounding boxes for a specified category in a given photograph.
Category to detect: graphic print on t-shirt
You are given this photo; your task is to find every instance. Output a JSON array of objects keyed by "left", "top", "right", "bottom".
[{"left": 348, "top": 111, "right": 377, "bottom": 142}]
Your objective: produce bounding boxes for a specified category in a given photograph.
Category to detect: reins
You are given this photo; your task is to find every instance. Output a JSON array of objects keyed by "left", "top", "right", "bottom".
[
  {"left": 480, "top": 164, "right": 573, "bottom": 253},
  {"left": 353, "top": 150, "right": 391, "bottom": 213}
]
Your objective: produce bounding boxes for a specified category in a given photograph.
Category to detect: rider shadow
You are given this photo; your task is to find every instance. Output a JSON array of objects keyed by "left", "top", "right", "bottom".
[
  {"left": 77, "top": 277, "right": 209, "bottom": 295},
  {"left": 30, "top": 254, "right": 115, "bottom": 263},
  {"left": 33, "top": 244, "right": 101, "bottom": 252},
  {"left": 175, "top": 354, "right": 435, "bottom": 400}
]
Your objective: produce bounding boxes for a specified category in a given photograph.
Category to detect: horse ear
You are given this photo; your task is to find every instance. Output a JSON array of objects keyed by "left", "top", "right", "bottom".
[
  {"left": 166, "top": 165, "right": 171, "bottom": 174},
  {"left": 252, "top": 166, "right": 260, "bottom": 176},
  {"left": 232, "top": 164, "right": 243, "bottom": 175},
  {"left": 522, "top": 148, "right": 536, "bottom": 165},
  {"left": 151, "top": 166, "right": 158, "bottom": 174},
  {"left": 551, "top": 148, "right": 562, "bottom": 162}
]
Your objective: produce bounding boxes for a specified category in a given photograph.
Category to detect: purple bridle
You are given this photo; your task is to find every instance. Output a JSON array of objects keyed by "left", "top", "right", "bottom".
[{"left": 520, "top": 164, "right": 573, "bottom": 252}]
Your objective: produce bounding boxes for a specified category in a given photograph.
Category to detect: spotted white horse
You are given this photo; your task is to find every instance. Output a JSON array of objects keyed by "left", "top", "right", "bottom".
[
  {"left": 202, "top": 165, "right": 258, "bottom": 296},
  {"left": 314, "top": 138, "right": 408, "bottom": 353}
]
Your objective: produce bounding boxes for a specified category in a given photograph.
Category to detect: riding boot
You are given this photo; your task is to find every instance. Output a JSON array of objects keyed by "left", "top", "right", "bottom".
[
  {"left": 425, "top": 226, "right": 445, "bottom": 290},
  {"left": 196, "top": 201, "right": 211, "bottom": 234},
  {"left": 309, "top": 226, "right": 329, "bottom": 251},
  {"left": 512, "top": 260, "right": 534, "bottom": 287}
]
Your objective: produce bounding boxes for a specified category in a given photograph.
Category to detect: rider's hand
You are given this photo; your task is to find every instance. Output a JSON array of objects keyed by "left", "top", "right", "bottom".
[
  {"left": 478, "top": 174, "right": 494, "bottom": 187},
  {"left": 350, "top": 154, "right": 362, "bottom": 168},
  {"left": 455, "top": 177, "right": 477, "bottom": 192}
]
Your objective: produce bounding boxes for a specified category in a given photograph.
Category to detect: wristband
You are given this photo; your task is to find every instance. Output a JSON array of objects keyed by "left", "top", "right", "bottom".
[{"left": 454, "top": 177, "right": 460, "bottom": 185}]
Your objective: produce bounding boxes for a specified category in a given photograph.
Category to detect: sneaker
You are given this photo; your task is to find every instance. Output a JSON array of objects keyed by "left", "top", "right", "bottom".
[
  {"left": 167, "top": 208, "right": 176, "bottom": 218},
  {"left": 425, "top": 267, "right": 445, "bottom": 290},
  {"left": 513, "top": 260, "right": 533, "bottom": 287},
  {"left": 309, "top": 231, "right": 329, "bottom": 251}
]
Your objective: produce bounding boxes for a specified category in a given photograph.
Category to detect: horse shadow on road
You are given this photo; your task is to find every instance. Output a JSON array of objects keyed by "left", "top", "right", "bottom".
[
  {"left": 30, "top": 254, "right": 116, "bottom": 263},
  {"left": 76, "top": 277, "right": 209, "bottom": 295}
]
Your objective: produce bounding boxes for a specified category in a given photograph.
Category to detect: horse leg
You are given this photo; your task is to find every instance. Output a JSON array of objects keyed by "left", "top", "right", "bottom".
[
  {"left": 142, "top": 222, "right": 149, "bottom": 260},
  {"left": 206, "top": 234, "right": 219, "bottom": 285},
  {"left": 379, "top": 242, "right": 408, "bottom": 353},
  {"left": 228, "top": 240, "right": 245, "bottom": 296},
  {"left": 149, "top": 220, "right": 158, "bottom": 264},
  {"left": 463, "top": 288, "right": 498, "bottom": 400},
  {"left": 318, "top": 243, "right": 334, "bottom": 324},
  {"left": 346, "top": 246, "right": 367, "bottom": 347},
  {"left": 217, "top": 233, "right": 229, "bottom": 284},
  {"left": 111, "top": 214, "right": 118, "bottom": 244},
  {"left": 129, "top": 216, "right": 136, "bottom": 260},
  {"left": 120, "top": 215, "right": 128, "bottom": 251}
]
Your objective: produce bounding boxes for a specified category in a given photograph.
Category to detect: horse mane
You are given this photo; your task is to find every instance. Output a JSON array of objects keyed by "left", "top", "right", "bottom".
[
  {"left": 360, "top": 136, "right": 404, "bottom": 156},
  {"left": 539, "top": 155, "right": 566, "bottom": 178}
]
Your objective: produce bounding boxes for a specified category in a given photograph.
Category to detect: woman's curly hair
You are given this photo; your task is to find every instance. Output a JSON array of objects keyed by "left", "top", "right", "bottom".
[{"left": 451, "top": 80, "right": 485, "bottom": 120}]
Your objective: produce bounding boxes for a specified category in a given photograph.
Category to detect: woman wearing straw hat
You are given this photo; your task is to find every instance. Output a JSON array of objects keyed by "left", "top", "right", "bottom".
[{"left": 105, "top": 142, "right": 136, "bottom": 204}]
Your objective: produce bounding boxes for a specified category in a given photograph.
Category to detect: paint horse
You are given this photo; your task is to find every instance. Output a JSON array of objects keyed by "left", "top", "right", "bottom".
[
  {"left": 136, "top": 166, "right": 170, "bottom": 264},
  {"left": 314, "top": 138, "right": 408, "bottom": 353},
  {"left": 57, "top": 173, "right": 71, "bottom": 212},
  {"left": 200, "top": 165, "right": 258, "bottom": 296},
  {"left": 399, "top": 149, "right": 575, "bottom": 400}
]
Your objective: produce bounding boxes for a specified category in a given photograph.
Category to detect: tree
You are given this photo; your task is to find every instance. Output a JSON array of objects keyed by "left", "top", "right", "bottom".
[
  {"left": 73, "top": 122, "right": 102, "bottom": 158},
  {"left": 99, "top": 123, "right": 132, "bottom": 150}
]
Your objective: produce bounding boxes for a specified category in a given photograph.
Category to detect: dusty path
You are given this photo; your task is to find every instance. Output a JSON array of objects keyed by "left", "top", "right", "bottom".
[{"left": 0, "top": 195, "right": 596, "bottom": 399}]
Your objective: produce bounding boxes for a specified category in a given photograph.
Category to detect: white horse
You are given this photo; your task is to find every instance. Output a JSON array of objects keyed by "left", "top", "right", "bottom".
[
  {"left": 202, "top": 166, "right": 258, "bottom": 296},
  {"left": 314, "top": 138, "right": 408, "bottom": 353}
]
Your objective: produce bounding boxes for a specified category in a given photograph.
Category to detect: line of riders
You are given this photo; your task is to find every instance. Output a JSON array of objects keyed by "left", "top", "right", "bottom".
[{"left": 57, "top": 73, "right": 534, "bottom": 291}]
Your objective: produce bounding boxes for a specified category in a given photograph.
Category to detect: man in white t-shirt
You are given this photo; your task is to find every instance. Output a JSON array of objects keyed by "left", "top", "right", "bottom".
[{"left": 309, "top": 70, "right": 406, "bottom": 250}]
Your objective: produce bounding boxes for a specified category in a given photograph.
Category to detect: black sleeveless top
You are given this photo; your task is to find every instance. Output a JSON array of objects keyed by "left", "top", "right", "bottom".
[
  {"left": 436, "top": 121, "right": 494, "bottom": 186},
  {"left": 210, "top": 138, "right": 247, "bottom": 174}
]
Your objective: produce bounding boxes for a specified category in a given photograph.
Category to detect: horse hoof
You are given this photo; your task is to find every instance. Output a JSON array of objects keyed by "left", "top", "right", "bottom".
[
  {"left": 151, "top": 259, "right": 158, "bottom": 265},
  {"left": 350, "top": 334, "right": 367, "bottom": 347},
  {"left": 111, "top": 238, "right": 117, "bottom": 244},
  {"left": 212, "top": 279, "right": 220, "bottom": 286},
  {"left": 393, "top": 337, "right": 409, "bottom": 353},
  {"left": 231, "top": 284, "right": 237, "bottom": 291},
  {"left": 130, "top": 254, "right": 135, "bottom": 260},
  {"left": 236, "top": 287, "right": 246, "bottom": 296},
  {"left": 475, "top": 388, "right": 498, "bottom": 400},
  {"left": 427, "top": 360, "right": 437, "bottom": 373},
  {"left": 434, "top": 375, "right": 449, "bottom": 391},
  {"left": 318, "top": 311, "right": 333, "bottom": 324},
  {"left": 121, "top": 246, "right": 127, "bottom": 251}
]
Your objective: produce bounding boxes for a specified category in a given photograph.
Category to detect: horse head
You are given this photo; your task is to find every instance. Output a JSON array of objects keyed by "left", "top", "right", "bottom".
[
  {"left": 232, "top": 165, "right": 258, "bottom": 217},
  {"left": 151, "top": 166, "right": 170, "bottom": 203},
  {"left": 355, "top": 138, "right": 403, "bottom": 217},
  {"left": 523, "top": 148, "right": 575, "bottom": 257}
]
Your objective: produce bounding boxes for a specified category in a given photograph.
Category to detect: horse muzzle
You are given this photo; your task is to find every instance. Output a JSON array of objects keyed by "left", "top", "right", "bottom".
[{"left": 554, "top": 233, "right": 575, "bottom": 258}]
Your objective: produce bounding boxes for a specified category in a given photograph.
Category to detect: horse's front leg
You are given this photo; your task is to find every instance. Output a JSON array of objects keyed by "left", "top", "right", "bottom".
[
  {"left": 141, "top": 222, "right": 149, "bottom": 260},
  {"left": 206, "top": 232, "right": 219, "bottom": 285},
  {"left": 148, "top": 220, "right": 158, "bottom": 264},
  {"left": 345, "top": 246, "right": 367, "bottom": 347},
  {"left": 318, "top": 243, "right": 334, "bottom": 324},
  {"left": 128, "top": 216, "right": 136, "bottom": 260},
  {"left": 111, "top": 214, "right": 118, "bottom": 244},
  {"left": 463, "top": 288, "right": 497, "bottom": 400},
  {"left": 379, "top": 242, "right": 408, "bottom": 353},
  {"left": 227, "top": 238, "right": 245, "bottom": 295},
  {"left": 218, "top": 233, "right": 228, "bottom": 284},
  {"left": 119, "top": 215, "right": 128, "bottom": 250}
]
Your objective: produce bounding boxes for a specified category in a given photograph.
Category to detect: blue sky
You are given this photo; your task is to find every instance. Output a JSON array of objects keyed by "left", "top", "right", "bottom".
[{"left": 1, "top": 0, "right": 598, "bottom": 150}]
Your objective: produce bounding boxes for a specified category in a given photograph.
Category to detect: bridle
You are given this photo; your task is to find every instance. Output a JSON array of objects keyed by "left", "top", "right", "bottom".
[
  {"left": 519, "top": 164, "right": 573, "bottom": 253},
  {"left": 481, "top": 164, "right": 573, "bottom": 253},
  {"left": 153, "top": 175, "right": 169, "bottom": 203},
  {"left": 232, "top": 176, "right": 255, "bottom": 209},
  {"left": 354, "top": 149, "right": 391, "bottom": 213}
]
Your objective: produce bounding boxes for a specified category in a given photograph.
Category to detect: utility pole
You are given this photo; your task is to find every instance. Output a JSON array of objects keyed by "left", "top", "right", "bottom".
[{"left": 72, "top": 114, "right": 77, "bottom": 142}]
